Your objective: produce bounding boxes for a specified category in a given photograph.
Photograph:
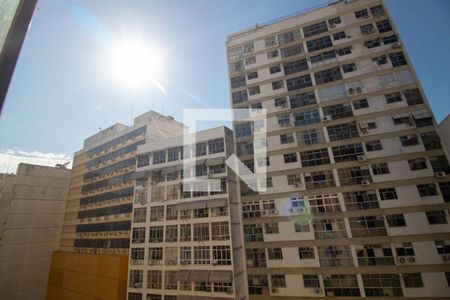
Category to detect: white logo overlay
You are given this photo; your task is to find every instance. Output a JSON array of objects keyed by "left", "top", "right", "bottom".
[{"left": 182, "top": 108, "right": 268, "bottom": 193}]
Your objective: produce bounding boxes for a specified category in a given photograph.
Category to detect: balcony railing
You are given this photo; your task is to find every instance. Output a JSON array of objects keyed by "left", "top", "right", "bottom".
[
  {"left": 350, "top": 227, "right": 387, "bottom": 237},
  {"left": 358, "top": 256, "right": 395, "bottom": 266}
]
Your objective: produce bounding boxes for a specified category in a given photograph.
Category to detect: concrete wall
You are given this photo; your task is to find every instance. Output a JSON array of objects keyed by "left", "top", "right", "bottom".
[{"left": 0, "top": 163, "right": 71, "bottom": 300}]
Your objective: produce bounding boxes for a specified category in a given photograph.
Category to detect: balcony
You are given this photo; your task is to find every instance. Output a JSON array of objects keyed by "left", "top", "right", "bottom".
[
  {"left": 314, "top": 230, "right": 347, "bottom": 239},
  {"left": 351, "top": 227, "right": 387, "bottom": 237},
  {"left": 246, "top": 259, "right": 267, "bottom": 268},
  {"left": 244, "top": 234, "right": 264, "bottom": 242},
  {"left": 358, "top": 256, "right": 395, "bottom": 266}
]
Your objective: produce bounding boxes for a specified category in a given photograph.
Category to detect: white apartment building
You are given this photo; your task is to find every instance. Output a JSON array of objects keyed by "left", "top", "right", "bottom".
[
  {"left": 227, "top": 0, "right": 450, "bottom": 298},
  {"left": 127, "top": 126, "right": 248, "bottom": 300}
]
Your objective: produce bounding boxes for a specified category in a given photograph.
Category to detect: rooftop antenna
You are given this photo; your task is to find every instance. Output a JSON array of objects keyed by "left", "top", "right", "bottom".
[
  {"left": 131, "top": 101, "right": 134, "bottom": 124},
  {"left": 55, "top": 161, "right": 71, "bottom": 169}
]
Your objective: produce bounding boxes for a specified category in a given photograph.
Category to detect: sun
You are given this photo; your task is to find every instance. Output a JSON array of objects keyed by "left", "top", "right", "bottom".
[{"left": 108, "top": 39, "right": 164, "bottom": 89}]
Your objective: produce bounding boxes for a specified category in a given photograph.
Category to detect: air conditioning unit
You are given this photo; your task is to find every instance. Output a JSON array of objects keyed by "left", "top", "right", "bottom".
[
  {"left": 397, "top": 257, "right": 407, "bottom": 264},
  {"left": 442, "top": 254, "right": 450, "bottom": 261},
  {"left": 397, "top": 256, "right": 415, "bottom": 264},
  {"left": 392, "top": 42, "right": 402, "bottom": 49},
  {"left": 329, "top": 23, "right": 336, "bottom": 28},
  {"left": 314, "top": 288, "right": 323, "bottom": 294},
  {"left": 226, "top": 289, "right": 233, "bottom": 295},
  {"left": 212, "top": 259, "right": 219, "bottom": 265},
  {"left": 361, "top": 128, "right": 369, "bottom": 134},
  {"left": 270, "top": 209, "right": 278, "bottom": 215},
  {"left": 357, "top": 155, "right": 367, "bottom": 162},
  {"left": 322, "top": 115, "right": 332, "bottom": 122},
  {"left": 435, "top": 172, "right": 446, "bottom": 178},
  {"left": 294, "top": 182, "right": 302, "bottom": 188},
  {"left": 271, "top": 288, "right": 279, "bottom": 294},
  {"left": 361, "top": 180, "right": 371, "bottom": 186},
  {"left": 363, "top": 14, "right": 370, "bottom": 18},
  {"left": 262, "top": 210, "right": 268, "bottom": 216},
  {"left": 348, "top": 88, "right": 355, "bottom": 94}
]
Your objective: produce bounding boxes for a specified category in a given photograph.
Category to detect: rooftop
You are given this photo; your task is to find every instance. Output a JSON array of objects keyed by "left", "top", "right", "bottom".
[{"left": 226, "top": 0, "right": 339, "bottom": 41}]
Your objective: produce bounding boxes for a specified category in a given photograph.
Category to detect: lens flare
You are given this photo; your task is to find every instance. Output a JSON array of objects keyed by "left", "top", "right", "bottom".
[
  {"left": 279, "top": 195, "right": 312, "bottom": 226},
  {"left": 108, "top": 39, "right": 165, "bottom": 90}
]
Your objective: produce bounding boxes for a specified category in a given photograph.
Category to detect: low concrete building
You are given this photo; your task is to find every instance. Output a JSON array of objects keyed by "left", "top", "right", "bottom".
[{"left": 0, "top": 163, "right": 71, "bottom": 300}]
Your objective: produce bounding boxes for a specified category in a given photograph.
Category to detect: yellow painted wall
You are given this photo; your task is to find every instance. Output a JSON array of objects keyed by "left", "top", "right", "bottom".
[{"left": 46, "top": 251, "right": 128, "bottom": 300}]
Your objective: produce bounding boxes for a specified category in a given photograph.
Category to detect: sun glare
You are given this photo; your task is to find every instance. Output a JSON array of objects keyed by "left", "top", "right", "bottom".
[{"left": 109, "top": 39, "right": 164, "bottom": 89}]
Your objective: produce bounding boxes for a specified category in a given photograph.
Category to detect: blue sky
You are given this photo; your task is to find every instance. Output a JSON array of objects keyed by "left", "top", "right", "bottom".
[{"left": 0, "top": 0, "right": 449, "bottom": 172}]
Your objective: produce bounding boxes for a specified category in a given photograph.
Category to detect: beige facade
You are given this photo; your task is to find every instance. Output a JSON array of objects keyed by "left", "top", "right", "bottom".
[
  {"left": 59, "top": 110, "right": 185, "bottom": 254},
  {"left": 0, "top": 163, "right": 71, "bottom": 300},
  {"left": 47, "top": 110, "right": 185, "bottom": 300},
  {"left": 439, "top": 115, "right": 450, "bottom": 155},
  {"left": 227, "top": 0, "right": 450, "bottom": 298},
  {"left": 127, "top": 126, "right": 248, "bottom": 300}
]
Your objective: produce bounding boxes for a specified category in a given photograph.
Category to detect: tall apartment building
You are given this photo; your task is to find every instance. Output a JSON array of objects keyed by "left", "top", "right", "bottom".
[
  {"left": 227, "top": 0, "right": 450, "bottom": 298},
  {"left": 439, "top": 115, "right": 450, "bottom": 155},
  {"left": 127, "top": 126, "right": 247, "bottom": 300},
  {"left": 0, "top": 163, "right": 71, "bottom": 300},
  {"left": 47, "top": 111, "right": 185, "bottom": 300}
]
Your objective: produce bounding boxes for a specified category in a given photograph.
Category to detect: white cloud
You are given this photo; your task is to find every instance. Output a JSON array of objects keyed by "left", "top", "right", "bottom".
[
  {"left": 0, "top": 149, "right": 72, "bottom": 174},
  {"left": 94, "top": 104, "right": 104, "bottom": 111}
]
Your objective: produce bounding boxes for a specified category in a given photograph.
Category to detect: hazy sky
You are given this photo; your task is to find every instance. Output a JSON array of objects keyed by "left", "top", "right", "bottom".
[{"left": 0, "top": 0, "right": 449, "bottom": 172}]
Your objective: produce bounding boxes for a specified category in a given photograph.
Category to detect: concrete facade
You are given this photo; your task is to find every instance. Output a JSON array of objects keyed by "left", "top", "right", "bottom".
[
  {"left": 439, "top": 115, "right": 450, "bottom": 155},
  {"left": 127, "top": 126, "right": 248, "bottom": 300},
  {"left": 0, "top": 163, "right": 71, "bottom": 300},
  {"left": 47, "top": 110, "right": 185, "bottom": 300},
  {"left": 227, "top": 0, "right": 450, "bottom": 298}
]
